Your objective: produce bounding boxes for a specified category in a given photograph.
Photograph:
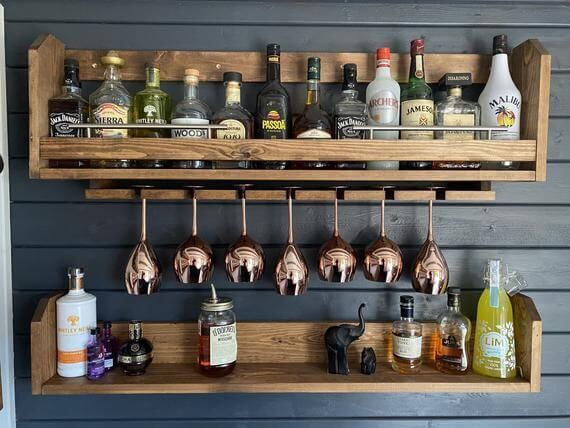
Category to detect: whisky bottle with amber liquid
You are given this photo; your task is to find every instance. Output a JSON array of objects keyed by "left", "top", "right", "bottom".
[{"left": 392, "top": 295, "right": 423, "bottom": 374}]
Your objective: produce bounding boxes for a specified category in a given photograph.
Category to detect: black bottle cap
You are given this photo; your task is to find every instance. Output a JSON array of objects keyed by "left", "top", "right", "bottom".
[
  {"left": 307, "top": 57, "right": 321, "bottom": 80},
  {"left": 90, "top": 328, "right": 97, "bottom": 335},
  {"left": 342, "top": 63, "right": 358, "bottom": 91},
  {"left": 400, "top": 295, "right": 414, "bottom": 307},
  {"left": 493, "top": 34, "right": 509, "bottom": 55},
  {"left": 439, "top": 72, "right": 472, "bottom": 88},
  {"left": 447, "top": 287, "right": 461, "bottom": 306},
  {"left": 267, "top": 43, "right": 280, "bottom": 56},
  {"left": 223, "top": 71, "right": 243, "bottom": 83},
  {"left": 64, "top": 58, "right": 79, "bottom": 69},
  {"left": 103, "top": 321, "right": 112, "bottom": 328}
]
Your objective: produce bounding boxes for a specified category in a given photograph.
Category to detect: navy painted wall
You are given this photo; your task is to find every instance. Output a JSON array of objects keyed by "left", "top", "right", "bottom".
[{"left": 6, "top": 0, "right": 570, "bottom": 426}]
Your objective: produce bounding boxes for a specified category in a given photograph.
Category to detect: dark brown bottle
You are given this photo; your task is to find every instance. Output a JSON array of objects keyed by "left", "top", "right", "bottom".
[{"left": 117, "top": 320, "right": 153, "bottom": 376}]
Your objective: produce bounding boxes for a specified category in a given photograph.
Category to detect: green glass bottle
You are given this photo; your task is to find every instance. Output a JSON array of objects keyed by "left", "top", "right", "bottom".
[{"left": 133, "top": 62, "right": 171, "bottom": 168}]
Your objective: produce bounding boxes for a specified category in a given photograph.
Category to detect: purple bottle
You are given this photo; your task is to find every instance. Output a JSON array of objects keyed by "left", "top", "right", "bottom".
[
  {"left": 86, "top": 328, "right": 105, "bottom": 380},
  {"left": 102, "top": 321, "right": 117, "bottom": 371}
]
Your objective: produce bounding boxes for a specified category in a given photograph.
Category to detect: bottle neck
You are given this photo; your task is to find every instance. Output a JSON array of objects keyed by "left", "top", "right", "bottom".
[
  {"left": 184, "top": 82, "right": 198, "bottom": 100},
  {"left": 146, "top": 67, "right": 160, "bottom": 88},
  {"left": 104, "top": 64, "right": 121, "bottom": 82},
  {"left": 305, "top": 79, "right": 320, "bottom": 106},
  {"left": 68, "top": 277, "right": 85, "bottom": 293},
  {"left": 62, "top": 85, "right": 81, "bottom": 95},
  {"left": 408, "top": 54, "right": 426, "bottom": 85},
  {"left": 448, "top": 87, "right": 462, "bottom": 98},
  {"left": 376, "top": 58, "right": 392, "bottom": 78},
  {"left": 447, "top": 303, "right": 460, "bottom": 313},
  {"left": 225, "top": 83, "right": 241, "bottom": 106},
  {"left": 103, "top": 326, "right": 112, "bottom": 338},
  {"left": 489, "top": 53, "right": 512, "bottom": 81},
  {"left": 400, "top": 306, "right": 414, "bottom": 321},
  {"left": 129, "top": 324, "right": 142, "bottom": 341},
  {"left": 267, "top": 57, "right": 281, "bottom": 82}
]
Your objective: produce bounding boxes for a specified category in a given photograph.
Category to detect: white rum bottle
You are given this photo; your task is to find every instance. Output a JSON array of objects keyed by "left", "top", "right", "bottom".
[
  {"left": 365, "top": 47, "right": 400, "bottom": 170},
  {"left": 478, "top": 35, "right": 522, "bottom": 169},
  {"left": 56, "top": 267, "right": 97, "bottom": 377}
]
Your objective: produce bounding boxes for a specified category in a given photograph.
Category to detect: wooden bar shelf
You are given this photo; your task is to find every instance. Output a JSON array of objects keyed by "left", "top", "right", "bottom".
[{"left": 31, "top": 294, "right": 542, "bottom": 395}]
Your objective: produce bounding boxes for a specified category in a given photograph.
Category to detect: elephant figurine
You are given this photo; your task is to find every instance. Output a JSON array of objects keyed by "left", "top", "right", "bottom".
[{"left": 324, "top": 303, "right": 366, "bottom": 375}]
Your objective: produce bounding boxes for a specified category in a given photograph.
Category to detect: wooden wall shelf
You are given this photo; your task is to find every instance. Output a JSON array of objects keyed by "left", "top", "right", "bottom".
[{"left": 31, "top": 294, "right": 542, "bottom": 395}]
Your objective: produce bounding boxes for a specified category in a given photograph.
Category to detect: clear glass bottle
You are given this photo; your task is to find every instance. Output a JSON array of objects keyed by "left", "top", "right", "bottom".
[
  {"left": 101, "top": 321, "right": 117, "bottom": 371},
  {"left": 89, "top": 51, "right": 132, "bottom": 168},
  {"left": 392, "top": 295, "right": 423, "bottom": 374},
  {"left": 117, "top": 320, "right": 154, "bottom": 376},
  {"left": 198, "top": 284, "right": 237, "bottom": 377},
  {"left": 333, "top": 63, "right": 367, "bottom": 170},
  {"left": 435, "top": 288, "right": 472, "bottom": 374},
  {"left": 171, "top": 68, "right": 212, "bottom": 169},
  {"left": 365, "top": 47, "right": 400, "bottom": 170},
  {"left": 86, "top": 328, "right": 106, "bottom": 380},
  {"left": 132, "top": 62, "right": 171, "bottom": 168},
  {"left": 478, "top": 35, "right": 522, "bottom": 170},
  {"left": 434, "top": 73, "right": 481, "bottom": 169},
  {"left": 213, "top": 71, "right": 254, "bottom": 169}
]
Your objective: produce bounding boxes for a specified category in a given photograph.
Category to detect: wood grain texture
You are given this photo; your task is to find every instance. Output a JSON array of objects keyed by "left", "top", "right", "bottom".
[
  {"left": 394, "top": 190, "right": 436, "bottom": 201},
  {"left": 30, "top": 295, "right": 58, "bottom": 395},
  {"left": 512, "top": 294, "right": 542, "bottom": 392}
]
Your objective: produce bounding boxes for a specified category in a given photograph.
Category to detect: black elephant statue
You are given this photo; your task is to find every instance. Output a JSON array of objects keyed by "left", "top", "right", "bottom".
[{"left": 324, "top": 303, "right": 366, "bottom": 375}]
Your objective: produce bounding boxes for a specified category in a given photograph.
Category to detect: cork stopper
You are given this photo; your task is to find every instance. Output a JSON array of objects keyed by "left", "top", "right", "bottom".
[
  {"left": 100, "top": 50, "right": 125, "bottom": 67},
  {"left": 184, "top": 68, "right": 200, "bottom": 85}
]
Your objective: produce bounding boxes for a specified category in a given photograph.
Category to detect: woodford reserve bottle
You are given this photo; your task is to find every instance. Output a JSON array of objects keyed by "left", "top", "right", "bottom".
[
  {"left": 213, "top": 72, "right": 253, "bottom": 169},
  {"left": 400, "top": 39, "right": 434, "bottom": 170},
  {"left": 293, "top": 57, "right": 332, "bottom": 169},
  {"left": 89, "top": 51, "right": 132, "bottom": 168},
  {"left": 255, "top": 43, "right": 291, "bottom": 170},
  {"left": 478, "top": 35, "right": 522, "bottom": 170}
]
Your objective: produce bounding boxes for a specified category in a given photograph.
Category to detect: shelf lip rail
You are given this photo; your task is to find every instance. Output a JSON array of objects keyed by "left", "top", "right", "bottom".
[
  {"left": 354, "top": 125, "right": 508, "bottom": 140},
  {"left": 69, "top": 123, "right": 228, "bottom": 138}
]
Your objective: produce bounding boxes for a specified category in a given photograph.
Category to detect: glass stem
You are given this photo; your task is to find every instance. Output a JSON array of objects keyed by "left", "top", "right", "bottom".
[
  {"left": 241, "top": 196, "right": 247, "bottom": 237},
  {"left": 191, "top": 195, "right": 197, "bottom": 237},
  {"left": 428, "top": 199, "right": 433, "bottom": 241},
  {"left": 380, "top": 199, "right": 386, "bottom": 238},
  {"left": 141, "top": 199, "right": 147, "bottom": 241},
  {"left": 333, "top": 197, "right": 339, "bottom": 238},
  {"left": 288, "top": 192, "right": 294, "bottom": 244}
]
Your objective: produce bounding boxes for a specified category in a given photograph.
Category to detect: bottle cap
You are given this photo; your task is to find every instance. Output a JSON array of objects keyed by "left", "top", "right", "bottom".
[
  {"left": 67, "top": 266, "right": 84, "bottom": 279},
  {"left": 400, "top": 295, "right": 414, "bottom": 307},
  {"left": 439, "top": 72, "right": 472, "bottom": 88},
  {"left": 493, "top": 34, "right": 509, "bottom": 55},
  {"left": 223, "top": 71, "right": 242, "bottom": 83},
  {"left": 410, "top": 39, "right": 425, "bottom": 56},
  {"left": 90, "top": 328, "right": 98, "bottom": 335},
  {"left": 377, "top": 47, "right": 390, "bottom": 60},
  {"left": 185, "top": 68, "right": 200, "bottom": 77},
  {"left": 201, "top": 284, "right": 234, "bottom": 311},
  {"left": 64, "top": 58, "right": 79, "bottom": 69},
  {"left": 145, "top": 61, "right": 160, "bottom": 70},
  {"left": 447, "top": 287, "right": 461, "bottom": 305},
  {"left": 100, "top": 50, "right": 125, "bottom": 67},
  {"left": 307, "top": 57, "right": 321, "bottom": 80},
  {"left": 103, "top": 321, "right": 112, "bottom": 329},
  {"left": 342, "top": 63, "right": 358, "bottom": 90},
  {"left": 267, "top": 43, "right": 281, "bottom": 56}
]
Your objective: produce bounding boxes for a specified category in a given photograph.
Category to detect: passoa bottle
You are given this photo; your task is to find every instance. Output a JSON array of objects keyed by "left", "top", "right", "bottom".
[
  {"left": 473, "top": 259, "right": 516, "bottom": 379},
  {"left": 478, "top": 34, "right": 522, "bottom": 170},
  {"left": 56, "top": 267, "right": 97, "bottom": 377},
  {"left": 365, "top": 47, "right": 400, "bottom": 170}
]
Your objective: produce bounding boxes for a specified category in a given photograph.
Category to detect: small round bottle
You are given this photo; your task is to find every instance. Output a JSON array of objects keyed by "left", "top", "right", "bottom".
[
  {"left": 117, "top": 320, "right": 154, "bottom": 376},
  {"left": 198, "top": 284, "right": 237, "bottom": 377}
]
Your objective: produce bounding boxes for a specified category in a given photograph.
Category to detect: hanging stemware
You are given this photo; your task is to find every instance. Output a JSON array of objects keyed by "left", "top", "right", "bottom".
[
  {"left": 125, "top": 198, "right": 162, "bottom": 294},
  {"left": 317, "top": 189, "right": 357, "bottom": 283},
  {"left": 173, "top": 187, "right": 214, "bottom": 284},
  {"left": 411, "top": 199, "right": 449, "bottom": 295},
  {"left": 224, "top": 186, "right": 265, "bottom": 283}
]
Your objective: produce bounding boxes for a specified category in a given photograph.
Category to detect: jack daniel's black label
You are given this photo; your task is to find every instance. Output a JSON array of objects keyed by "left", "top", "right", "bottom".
[
  {"left": 49, "top": 112, "right": 82, "bottom": 137},
  {"left": 334, "top": 115, "right": 366, "bottom": 139}
]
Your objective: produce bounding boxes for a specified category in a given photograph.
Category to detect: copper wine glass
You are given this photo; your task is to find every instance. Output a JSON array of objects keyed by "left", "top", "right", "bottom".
[
  {"left": 363, "top": 197, "right": 403, "bottom": 283},
  {"left": 173, "top": 188, "right": 214, "bottom": 284},
  {"left": 411, "top": 199, "right": 449, "bottom": 294},
  {"left": 224, "top": 187, "right": 265, "bottom": 282},
  {"left": 125, "top": 198, "right": 162, "bottom": 294},
  {"left": 317, "top": 191, "right": 357, "bottom": 283},
  {"left": 274, "top": 190, "right": 309, "bottom": 295}
]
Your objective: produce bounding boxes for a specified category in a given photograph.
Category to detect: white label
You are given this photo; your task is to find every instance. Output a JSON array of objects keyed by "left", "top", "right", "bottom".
[
  {"left": 216, "top": 119, "right": 246, "bottom": 139},
  {"left": 296, "top": 129, "right": 331, "bottom": 139},
  {"left": 481, "top": 94, "right": 521, "bottom": 140},
  {"left": 92, "top": 103, "right": 129, "bottom": 138},
  {"left": 442, "top": 114, "right": 475, "bottom": 140},
  {"left": 171, "top": 118, "right": 210, "bottom": 139},
  {"left": 401, "top": 100, "right": 434, "bottom": 139},
  {"left": 480, "top": 332, "right": 509, "bottom": 358},
  {"left": 393, "top": 334, "right": 422, "bottom": 359},
  {"left": 209, "top": 323, "right": 237, "bottom": 366},
  {"left": 368, "top": 90, "right": 399, "bottom": 126}
]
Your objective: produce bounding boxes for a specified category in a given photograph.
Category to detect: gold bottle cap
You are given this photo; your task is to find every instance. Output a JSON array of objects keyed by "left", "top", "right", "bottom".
[
  {"left": 100, "top": 50, "right": 125, "bottom": 67},
  {"left": 201, "top": 284, "right": 234, "bottom": 312}
]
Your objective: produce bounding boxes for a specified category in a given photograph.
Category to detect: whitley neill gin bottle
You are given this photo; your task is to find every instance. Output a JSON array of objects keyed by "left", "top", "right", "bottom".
[
  {"left": 400, "top": 39, "right": 434, "bottom": 169},
  {"left": 478, "top": 35, "right": 522, "bottom": 169},
  {"left": 56, "top": 267, "right": 97, "bottom": 378}
]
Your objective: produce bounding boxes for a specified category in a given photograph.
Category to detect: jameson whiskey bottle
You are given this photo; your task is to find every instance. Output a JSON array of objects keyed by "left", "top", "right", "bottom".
[
  {"left": 89, "top": 51, "right": 132, "bottom": 168},
  {"left": 213, "top": 72, "right": 254, "bottom": 169},
  {"left": 400, "top": 39, "right": 434, "bottom": 170},
  {"left": 133, "top": 62, "right": 171, "bottom": 168},
  {"left": 255, "top": 43, "right": 291, "bottom": 170},
  {"left": 293, "top": 57, "right": 332, "bottom": 169}
]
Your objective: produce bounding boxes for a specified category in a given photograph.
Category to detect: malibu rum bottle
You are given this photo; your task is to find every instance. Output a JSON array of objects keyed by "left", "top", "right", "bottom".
[{"left": 400, "top": 39, "right": 434, "bottom": 170}]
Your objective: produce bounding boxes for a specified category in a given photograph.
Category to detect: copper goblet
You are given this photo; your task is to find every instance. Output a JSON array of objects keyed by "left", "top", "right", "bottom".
[
  {"left": 363, "top": 198, "right": 403, "bottom": 283},
  {"left": 411, "top": 199, "right": 449, "bottom": 295},
  {"left": 173, "top": 189, "right": 214, "bottom": 284},
  {"left": 224, "top": 188, "right": 265, "bottom": 283},
  {"left": 125, "top": 198, "right": 161, "bottom": 294},
  {"left": 274, "top": 190, "right": 309, "bottom": 295},
  {"left": 317, "top": 192, "right": 357, "bottom": 283}
]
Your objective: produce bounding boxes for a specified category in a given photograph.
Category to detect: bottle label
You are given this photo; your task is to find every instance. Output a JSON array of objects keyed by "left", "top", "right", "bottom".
[
  {"left": 442, "top": 114, "right": 475, "bottom": 140},
  {"left": 58, "top": 349, "right": 87, "bottom": 364},
  {"left": 368, "top": 90, "right": 399, "bottom": 125},
  {"left": 216, "top": 119, "right": 246, "bottom": 139},
  {"left": 414, "top": 55, "right": 424, "bottom": 79},
  {"left": 489, "top": 259, "right": 501, "bottom": 308},
  {"left": 136, "top": 102, "right": 167, "bottom": 125},
  {"left": 393, "top": 334, "right": 422, "bottom": 359},
  {"left": 401, "top": 100, "right": 434, "bottom": 139},
  {"left": 334, "top": 115, "right": 366, "bottom": 139},
  {"left": 92, "top": 103, "right": 129, "bottom": 138},
  {"left": 480, "top": 332, "right": 509, "bottom": 358},
  {"left": 209, "top": 323, "right": 237, "bottom": 366},
  {"left": 439, "top": 334, "right": 464, "bottom": 364},
  {"left": 485, "top": 95, "right": 521, "bottom": 139},
  {"left": 171, "top": 118, "right": 210, "bottom": 139},
  {"left": 260, "top": 109, "right": 287, "bottom": 138},
  {"left": 117, "top": 352, "right": 152, "bottom": 364},
  {"left": 49, "top": 112, "right": 82, "bottom": 137},
  {"left": 225, "top": 86, "right": 241, "bottom": 104},
  {"left": 296, "top": 129, "right": 331, "bottom": 139}
]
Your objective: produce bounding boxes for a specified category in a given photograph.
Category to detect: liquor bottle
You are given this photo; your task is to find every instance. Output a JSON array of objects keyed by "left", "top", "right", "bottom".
[
  {"left": 434, "top": 73, "right": 481, "bottom": 169},
  {"left": 332, "top": 63, "right": 367, "bottom": 170},
  {"left": 86, "top": 328, "right": 106, "bottom": 380},
  {"left": 435, "top": 288, "right": 472, "bottom": 374},
  {"left": 293, "top": 57, "right": 332, "bottom": 169},
  {"left": 101, "top": 321, "right": 117, "bottom": 371},
  {"left": 89, "top": 51, "right": 132, "bottom": 168},
  {"left": 171, "top": 68, "right": 213, "bottom": 169},
  {"left": 56, "top": 267, "right": 97, "bottom": 378},
  {"left": 365, "top": 48, "right": 400, "bottom": 170},
  {"left": 392, "top": 295, "right": 422, "bottom": 374},
  {"left": 255, "top": 43, "right": 291, "bottom": 170},
  {"left": 400, "top": 39, "right": 434, "bottom": 170},
  {"left": 478, "top": 35, "right": 522, "bottom": 170},
  {"left": 117, "top": 320, "right": 154, "bottom": 376},
  {"left": 132, "top": 62, "right": 171, "bottom": 168},
  {"left": 473, "top": 259, "right": 516, "bottom": 379},
  {"left": 213, "top": 72, "right": 254, "bottom": 169}
]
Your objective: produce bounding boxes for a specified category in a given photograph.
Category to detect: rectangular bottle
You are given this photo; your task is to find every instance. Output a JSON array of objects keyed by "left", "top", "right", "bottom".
[
  {"left": 101, "top": 321, "right": 117, "bottom": 371},
  {"left": 400, "top": 39, "right": 433, "bottom": 170},
  {"left": 87, "top": 328, "right": 106, "bottom": 380},
  {"left": 392, "top": 295, "right": 422, "bottom": 374}
]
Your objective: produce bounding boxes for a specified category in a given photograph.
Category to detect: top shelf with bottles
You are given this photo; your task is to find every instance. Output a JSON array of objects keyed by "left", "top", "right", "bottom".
[{"left": 28, "top": 34, "right": 551, "bottom": 186}]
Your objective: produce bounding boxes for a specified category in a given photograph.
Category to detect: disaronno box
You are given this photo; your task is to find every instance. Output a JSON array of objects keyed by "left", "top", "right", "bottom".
[{"left": 56, "top": 267, "right": 97, "bottom": 377}]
